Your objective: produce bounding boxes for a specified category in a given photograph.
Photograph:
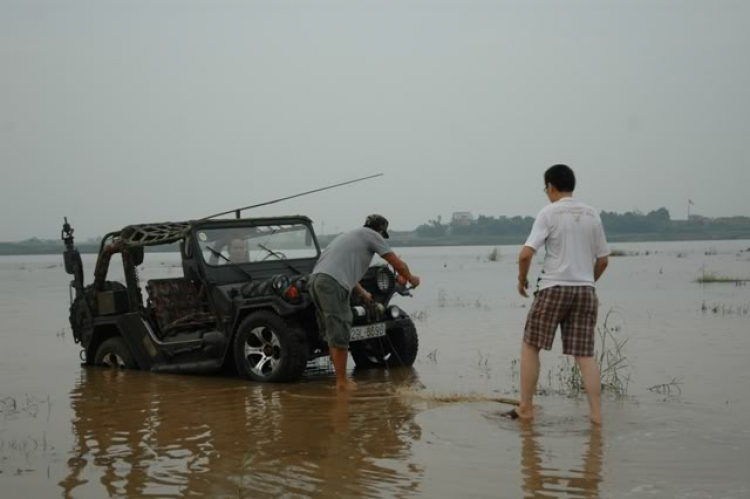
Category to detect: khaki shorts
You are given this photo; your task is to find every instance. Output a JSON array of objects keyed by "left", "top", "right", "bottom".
[
  {"left": 308, "top": 273, "right": 353, "bottom": 349},
  {"left": 523, "top": 286, "right": 599, "bottom": 357}
]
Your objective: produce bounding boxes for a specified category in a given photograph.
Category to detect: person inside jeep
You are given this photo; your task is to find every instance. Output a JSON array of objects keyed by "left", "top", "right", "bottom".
[
  {"left": 227, "top": 238, "right": 249, "bottom": 263},
  {"left": 206, "top": 235, "right": 250, "bottom": 265}
]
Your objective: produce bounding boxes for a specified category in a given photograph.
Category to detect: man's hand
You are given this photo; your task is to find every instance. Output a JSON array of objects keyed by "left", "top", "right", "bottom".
[
  {"left": 383, "top": 253, "right": 420, "bottom": 289},
  {"left": 517, "top": 246, "right": 535, "bottom": 298},
  {"left": 354, "top": 283, "right": 374, "bottom": 302},
  {"left": 517, "top": 279, "right": 529, "bottom": 298}
]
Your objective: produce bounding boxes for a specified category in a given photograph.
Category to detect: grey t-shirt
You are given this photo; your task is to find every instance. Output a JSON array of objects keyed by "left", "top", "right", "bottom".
[{"left": 312, "top": 227, "right": 392, "bottom": 292}]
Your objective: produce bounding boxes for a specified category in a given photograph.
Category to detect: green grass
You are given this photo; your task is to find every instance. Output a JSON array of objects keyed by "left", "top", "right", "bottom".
[
  {"left": 609, "top": 249, "right": 633, "bottom": 257},
  {"left": 695, "top": 271, "right": 750, "bottom": 284}
]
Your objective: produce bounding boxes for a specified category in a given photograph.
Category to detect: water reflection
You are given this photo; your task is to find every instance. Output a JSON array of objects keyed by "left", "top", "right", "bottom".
[
  {"left": 519, "top": 422, "right": 602, "bottom": 499},
  {"left": 60, "top": 368, "right": 423, "bottom": 498}
]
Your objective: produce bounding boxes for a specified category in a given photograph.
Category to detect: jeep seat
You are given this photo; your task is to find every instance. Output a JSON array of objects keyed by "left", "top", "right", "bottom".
[{"left": 146, "top": 278, "right": 216, "bottom": 336}]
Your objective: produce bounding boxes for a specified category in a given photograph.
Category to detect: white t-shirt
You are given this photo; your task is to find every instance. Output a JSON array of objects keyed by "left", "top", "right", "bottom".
[{"left": 524, "top": 197, "right": 610, "bottom": 290}]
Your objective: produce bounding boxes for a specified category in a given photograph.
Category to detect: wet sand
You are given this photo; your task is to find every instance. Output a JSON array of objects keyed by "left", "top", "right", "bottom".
[{"left": 1, "top": 241, "right": 749, "bottom": 498}]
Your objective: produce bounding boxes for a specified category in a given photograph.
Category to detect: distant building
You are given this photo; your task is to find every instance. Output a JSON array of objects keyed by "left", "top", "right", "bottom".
[
  {"left": 451, "top": 212, "right": 474, "bottom": 226},
  {"left": 688, "top": 214, "right": 709, "bottom": 225}
]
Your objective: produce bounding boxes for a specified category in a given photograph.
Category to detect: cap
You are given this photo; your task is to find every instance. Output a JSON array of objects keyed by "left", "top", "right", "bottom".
[{"left": 364, "top": 214, "right": 390, "bottom": 239}]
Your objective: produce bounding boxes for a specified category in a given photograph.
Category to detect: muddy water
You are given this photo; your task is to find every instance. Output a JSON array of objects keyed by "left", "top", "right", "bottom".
[{"left": 1, "top": 241, "right": 750, "bottom": 498}]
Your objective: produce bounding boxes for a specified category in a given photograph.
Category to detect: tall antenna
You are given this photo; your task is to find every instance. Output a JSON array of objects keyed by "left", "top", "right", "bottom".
[{"left": 201, "top": 173, "right": 384, "bottom": 220}]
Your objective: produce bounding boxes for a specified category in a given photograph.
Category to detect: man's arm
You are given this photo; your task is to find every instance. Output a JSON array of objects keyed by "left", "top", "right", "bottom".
[
  {"left": 594, "top": 256, "right": 609, "bottom": 282},
  {"left": 517, "top": 246, "right": 535, "bottom": 297},
  {"left": 382, "top": 252, "right": 421, "bottom": 288}
]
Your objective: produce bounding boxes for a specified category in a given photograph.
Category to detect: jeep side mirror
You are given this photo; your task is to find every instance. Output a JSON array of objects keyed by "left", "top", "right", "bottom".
[
  {"left": 63, "top": 249, "right": 79, "bottom": 275},
  {"left": 131, "top": 247, "right": 144, "bottom": 266}
]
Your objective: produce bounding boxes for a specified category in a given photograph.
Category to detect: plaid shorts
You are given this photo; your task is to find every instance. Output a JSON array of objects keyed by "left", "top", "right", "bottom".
[{"left": 523, "top": 286, "right": 599, "bottom": 357}]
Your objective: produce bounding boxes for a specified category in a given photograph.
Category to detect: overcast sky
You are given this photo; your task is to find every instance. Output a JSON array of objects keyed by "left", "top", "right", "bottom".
[{"left": 2, "top": 0, "right": 749, "bottom": 241}]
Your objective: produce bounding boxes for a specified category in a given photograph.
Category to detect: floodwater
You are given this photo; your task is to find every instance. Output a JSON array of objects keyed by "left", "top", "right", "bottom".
[{"left": 1, "top": 240, "right": 750, "bottom": 498}]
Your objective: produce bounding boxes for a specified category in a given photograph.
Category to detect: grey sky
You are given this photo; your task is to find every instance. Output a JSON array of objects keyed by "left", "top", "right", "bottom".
[{"left": 2, "top": 0, "right": 749, "bottom": 241}]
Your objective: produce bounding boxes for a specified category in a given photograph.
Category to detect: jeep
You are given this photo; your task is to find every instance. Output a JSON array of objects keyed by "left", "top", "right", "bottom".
[{"left": 61, "top": 215, "right": 417, "bottom": 382}]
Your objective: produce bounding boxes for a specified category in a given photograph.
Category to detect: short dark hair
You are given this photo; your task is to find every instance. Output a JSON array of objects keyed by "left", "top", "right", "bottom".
[{"left": 544, "top": 164, "right": 576, "bottom": 192}]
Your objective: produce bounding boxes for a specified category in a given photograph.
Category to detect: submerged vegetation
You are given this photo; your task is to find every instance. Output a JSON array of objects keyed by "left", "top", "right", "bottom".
[
  {"left": 506, "top": 310, "right": 632, "bottom": 399},
  {"left": 559, "top": 310, "right": 631, "bottom": 398},
  {"left": 695, "top": 266, "right": 750, "bottom": 284},
  {"left": 0, "top": 395, "right": 50, "bottom": 420},
  {"left": 487, "top": 247, "right": 501, "bottom": 262},
  {"left": 648, "top": 377, "right": 684, "bottom": 397},
  {"left": 436, "top": 289, "right": 491, "bottom": 310},
  {"left": 701, "top": 301, "right": 750, "bottom": 315}
]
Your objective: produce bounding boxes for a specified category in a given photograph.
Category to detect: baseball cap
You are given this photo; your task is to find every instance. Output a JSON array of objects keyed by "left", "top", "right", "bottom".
[{"left": 364, "top": 214, "right": 390, "bottom": 239}]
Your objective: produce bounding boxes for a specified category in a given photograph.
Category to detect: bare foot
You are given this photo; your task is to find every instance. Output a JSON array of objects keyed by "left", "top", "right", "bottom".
[
  {"left": 337, "top": 379, "right": 358, "bottom": 392},
  {"left": 516, "top": 402, "right": 534, "bottom": 420},
  {"left": 516, "top": 408, "right": 534, "bottom": 420},
  {"left": 502, "top": 407, "right": 533, "bottom": 420},
  {"left": 590, "top": 412, "right": 602, "bottom": 425}
]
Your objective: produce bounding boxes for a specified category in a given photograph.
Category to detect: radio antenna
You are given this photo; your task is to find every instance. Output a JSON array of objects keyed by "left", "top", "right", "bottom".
[{"left": 201, "top": 173, "right": 384, "bottom": 220}]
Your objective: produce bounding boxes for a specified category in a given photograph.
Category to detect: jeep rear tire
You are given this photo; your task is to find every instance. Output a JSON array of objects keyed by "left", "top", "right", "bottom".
[
  {"left": 351, "top": 321, "right": 419, "bottom": 369},
  {"left": 233, "top": 311, "right": 308, "bottom": 383},
  {"left": 94, "top": 337, "right": 137, "bottom": 369}
]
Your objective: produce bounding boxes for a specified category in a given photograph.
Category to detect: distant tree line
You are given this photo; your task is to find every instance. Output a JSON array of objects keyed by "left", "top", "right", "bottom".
[
  {"left": 599, "top": 208, "right": 671, "bottom": 233},
  {"left": 415, "top": 208, "right": 750, "bottom": 238},
  {"left": 3, "top": 208, "right": 750, "bottom": 255},
  {"left": 415, "top": 215, "right": 535, "bottom": 238}
]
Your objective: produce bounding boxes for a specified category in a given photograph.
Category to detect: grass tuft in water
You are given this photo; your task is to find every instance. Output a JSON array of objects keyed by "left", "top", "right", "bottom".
[
  {"left": 610, "top": 249, "right": 652, "bottom": 257},
  {"left": 536, "top": 310, "right": 631, "bottom": 399},
  {"left": 695, "top": 266, "right": 750, "bottom": 284},
  {"left": 487, "top": 248, "right": 501, "bottom": 262},
  {"left": 700, "top": 301, "right": 750, "bottom": 315},
  {"left": 648, "top": 377, "right": 683, "bottom": 397}
]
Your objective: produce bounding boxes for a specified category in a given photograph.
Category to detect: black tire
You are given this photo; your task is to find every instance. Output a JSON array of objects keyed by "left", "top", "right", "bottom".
[
  {"left": 351, "top": 321, "right": 419, "bottom": 369},
  {"left": 233, "top": 311, "right": 308, "bottom": 382},
  {"left": 94, "top": 337, "right": 138, "bottom": 369}
]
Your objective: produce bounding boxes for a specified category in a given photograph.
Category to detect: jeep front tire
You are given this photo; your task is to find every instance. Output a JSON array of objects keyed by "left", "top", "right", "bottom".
[
  {"left": 94, "top": 337, "right": 137, "bottom": 369},
  {"left": 351, "top": 321, "right": 419, "bottom": 369},
  {"left": 233, "top": 311, "right": 308, "bottom": 382}
]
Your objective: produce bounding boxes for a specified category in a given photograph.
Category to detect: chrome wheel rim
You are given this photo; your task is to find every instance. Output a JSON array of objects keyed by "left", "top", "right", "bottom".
[
  {"left": 360, "top": 340, "right": 391, "bottom": 364},
  {"left": 244, "top": 326, "right": 282, "bottom": 378},
  {"left": 101, "top": 352, "right": 127, "bottom": 368}
]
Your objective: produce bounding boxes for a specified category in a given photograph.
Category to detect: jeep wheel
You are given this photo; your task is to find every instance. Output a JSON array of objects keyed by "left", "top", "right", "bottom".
[
  {"left": 94, "top": 337, "right": 137, "bottom": 369},
  {"left": 233, "top": 311, "right": 308, "bottom": 382},
  {"left": 351, "top": 321, "right": 419, "bottom": 369}
]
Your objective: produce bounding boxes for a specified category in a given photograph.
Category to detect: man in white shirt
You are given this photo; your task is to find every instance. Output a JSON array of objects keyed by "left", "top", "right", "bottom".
[{"left": 514, "top": 164, "right": 610, "bottom": 424}]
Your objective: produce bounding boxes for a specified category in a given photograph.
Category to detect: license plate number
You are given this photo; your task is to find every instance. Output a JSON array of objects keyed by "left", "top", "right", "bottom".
[{"left": 350, "top": 322, "right": 386, "bottom": 342}]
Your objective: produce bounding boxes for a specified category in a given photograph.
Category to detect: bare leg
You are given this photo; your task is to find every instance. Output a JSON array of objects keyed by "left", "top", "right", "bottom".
[
  {"left": 518, "top": 341, "right": 540, "bottom": 419},
  {"left": 575, "top": 356, "right": 602, "bottom": 425},
  {"left": 330, "top": 346, "right": 357, "bottom": 391}
]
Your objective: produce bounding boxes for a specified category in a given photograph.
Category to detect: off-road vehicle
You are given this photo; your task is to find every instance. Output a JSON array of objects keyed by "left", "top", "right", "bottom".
[{"left": 61, "top": 215, "right": 417, "bottom": 382}]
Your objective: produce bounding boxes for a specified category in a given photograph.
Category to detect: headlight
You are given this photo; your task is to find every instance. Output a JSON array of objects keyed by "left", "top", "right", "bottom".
[
  {"left": 271, "top": 274, "right": 290, "bottom": 294},
  {"left": 376, "top": 267, "right": 395, "bottom": 293},
  {"left": 388, "top": 305, "right": 401, "bottom": 319},
  {"left": 353, "top": 306, "right": 367, "bottom": 318}
]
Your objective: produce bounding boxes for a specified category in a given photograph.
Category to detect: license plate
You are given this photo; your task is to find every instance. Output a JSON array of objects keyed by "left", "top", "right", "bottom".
[{"left": 350, "top": 322, "right": 386, "bottom": 342}]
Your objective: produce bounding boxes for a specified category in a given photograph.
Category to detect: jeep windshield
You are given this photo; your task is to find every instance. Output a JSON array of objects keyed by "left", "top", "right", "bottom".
[{"left": 196, "top": 223, "right": 318, "bottom": 267}]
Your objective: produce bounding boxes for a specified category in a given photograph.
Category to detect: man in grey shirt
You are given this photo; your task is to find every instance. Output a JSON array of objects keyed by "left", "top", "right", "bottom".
[{"left": 309, "top": 214, "right": 421, "bottom": 391}]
